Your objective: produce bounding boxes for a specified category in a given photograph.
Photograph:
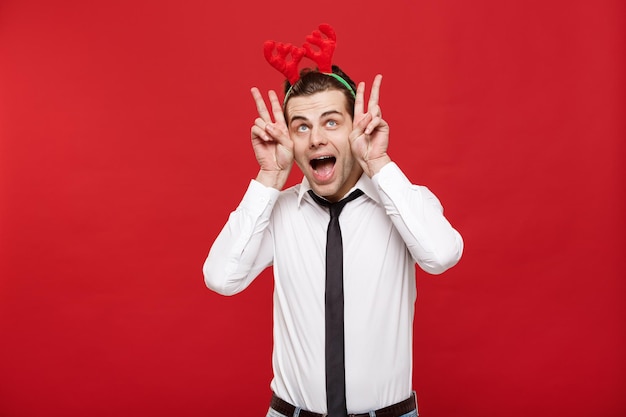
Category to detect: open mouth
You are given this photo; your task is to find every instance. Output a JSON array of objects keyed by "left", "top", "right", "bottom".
[{"left": 310, "top": 156, "right": 336, "bottom": 177}]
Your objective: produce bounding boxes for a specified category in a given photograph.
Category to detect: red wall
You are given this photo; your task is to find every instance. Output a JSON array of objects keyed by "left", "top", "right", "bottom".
[{"left": 1, "top": 1, "right": 624, "bottom": 416}]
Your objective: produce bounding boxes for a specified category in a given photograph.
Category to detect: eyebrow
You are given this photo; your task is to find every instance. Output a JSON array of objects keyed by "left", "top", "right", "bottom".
[{"left": 289, "top": 110, "right": 344, "bottom": 126}]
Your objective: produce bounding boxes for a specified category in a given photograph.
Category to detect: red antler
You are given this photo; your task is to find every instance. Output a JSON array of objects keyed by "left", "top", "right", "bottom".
[
  {"left": 303, "top": 23, "right": 337, "bottom": 73},
  {"left": 263, "top": 41, "right": 306, "bottom": 85}
]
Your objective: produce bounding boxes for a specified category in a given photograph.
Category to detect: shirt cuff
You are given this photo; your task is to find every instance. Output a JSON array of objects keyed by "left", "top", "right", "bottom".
[
  {"left": 236, "top": 179, "right": 281, "bottom": 218},
  {"left": 372, "top": 162, "right": 413, "bottom": 197}
]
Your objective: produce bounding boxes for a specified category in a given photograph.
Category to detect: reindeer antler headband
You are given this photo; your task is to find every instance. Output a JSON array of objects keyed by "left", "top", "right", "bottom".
[{"left": 263, "top": 23, "right": 356, "bottom": 102}]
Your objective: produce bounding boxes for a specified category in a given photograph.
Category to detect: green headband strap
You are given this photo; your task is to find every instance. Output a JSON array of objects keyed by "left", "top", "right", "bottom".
[
  {"left": 284, "top": 72, "right": 356, "bottom": 104},
  {"left": 325, "top": 73, "right": 357, "bottom": 97}
]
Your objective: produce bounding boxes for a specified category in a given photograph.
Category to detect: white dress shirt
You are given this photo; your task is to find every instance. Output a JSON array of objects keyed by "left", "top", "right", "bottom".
[{"left": 203, "top": 162, "right": 463, "bottom": 414}]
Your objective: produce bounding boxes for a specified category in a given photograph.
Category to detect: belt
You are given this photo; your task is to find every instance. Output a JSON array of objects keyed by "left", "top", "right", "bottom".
[{"left": 270, "top": 392, "right": 416, "bottom": 417}]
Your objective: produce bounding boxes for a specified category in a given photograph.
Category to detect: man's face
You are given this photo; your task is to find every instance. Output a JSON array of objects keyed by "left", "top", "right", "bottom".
[{"left": 286, "top": 90, "right": 362, "bottom": 202}]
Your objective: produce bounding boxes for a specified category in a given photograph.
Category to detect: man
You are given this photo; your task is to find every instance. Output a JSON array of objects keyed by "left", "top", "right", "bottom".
[{"left": 204, "top": 25, "right": 463, "bottom": 417}]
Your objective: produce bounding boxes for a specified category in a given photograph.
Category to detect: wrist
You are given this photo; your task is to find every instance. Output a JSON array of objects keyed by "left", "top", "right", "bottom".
[
  {"left": 364, "top": 155, "right": 392, "bottom": 177},
  {"left": 256, "top": 168, "right": 291, "bottom": 190}
]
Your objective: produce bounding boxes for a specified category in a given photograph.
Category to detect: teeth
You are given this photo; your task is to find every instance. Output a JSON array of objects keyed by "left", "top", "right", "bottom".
[{"left": 311, "top": 156, "right": 335, "bottom": 170}]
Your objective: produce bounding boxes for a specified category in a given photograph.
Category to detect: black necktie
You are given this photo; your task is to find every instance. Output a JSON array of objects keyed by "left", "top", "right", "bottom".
[{"left": 308, "top": 188, "right": 364, "bottom": 417}]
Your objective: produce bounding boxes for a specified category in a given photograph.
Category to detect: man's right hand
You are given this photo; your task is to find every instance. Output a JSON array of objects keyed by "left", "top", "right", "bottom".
[{"left": 250, "top": 88, "right": 294, "bottom": 190}]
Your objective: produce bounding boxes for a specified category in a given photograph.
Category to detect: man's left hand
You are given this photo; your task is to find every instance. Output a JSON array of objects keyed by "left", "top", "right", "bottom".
[{"left": 349, "top": 74, "right": 392, "bottom": 177}]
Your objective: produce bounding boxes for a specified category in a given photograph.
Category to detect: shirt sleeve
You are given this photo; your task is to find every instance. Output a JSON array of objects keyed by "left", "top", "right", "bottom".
[
  {"left": 203, "top": 180, "right": 278, "bottom": 295},
  {"left": 372, "top": 162, "right": 464, "bottom": 275}
]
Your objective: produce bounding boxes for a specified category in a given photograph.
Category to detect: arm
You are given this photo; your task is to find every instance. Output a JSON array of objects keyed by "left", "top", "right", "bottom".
[
  {"left": 203, "top": 88, "right": 294, "bottom": 294},
  {"left": 350, "top": 75, "right": 463, "bottom": 274},
  {"left": 203, "top": 180, "right": 277, "bottom": 295},
  {"left": 373, "top": 163, "right": 464, "bottom": 275}
]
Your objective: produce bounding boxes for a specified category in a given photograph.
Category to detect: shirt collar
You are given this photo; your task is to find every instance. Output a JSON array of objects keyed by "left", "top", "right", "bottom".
[{"left": 296, "top": 173, "right": 381, "bottom": 207}]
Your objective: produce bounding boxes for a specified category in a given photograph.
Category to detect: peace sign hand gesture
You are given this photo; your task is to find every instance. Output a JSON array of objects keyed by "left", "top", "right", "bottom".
[
  {"left": 250, "top": 88, "right": 294, "bottom": 190},
  {"left": 349, "top": 74, "right": 392, "bottom": 177}
]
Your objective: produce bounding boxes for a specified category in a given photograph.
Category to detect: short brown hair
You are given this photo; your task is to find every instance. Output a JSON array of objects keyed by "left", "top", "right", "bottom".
[{"left": 283, "top": 65, "right": 357, "bottom": 120}]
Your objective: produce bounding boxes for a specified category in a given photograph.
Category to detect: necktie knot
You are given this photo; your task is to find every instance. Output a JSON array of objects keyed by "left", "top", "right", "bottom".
[{"left": 308, "top": 189, "right": 364, "bottom": 219}]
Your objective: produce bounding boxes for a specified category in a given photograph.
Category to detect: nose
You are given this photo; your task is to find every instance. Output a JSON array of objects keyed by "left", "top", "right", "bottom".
[{"left": 309, "top": 126, "right": 327, "bottom": 148}]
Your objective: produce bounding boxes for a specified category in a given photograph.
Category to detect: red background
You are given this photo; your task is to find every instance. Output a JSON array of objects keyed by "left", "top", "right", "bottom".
[{"left": 1, "top": 1, "right": 624, "bottom": 416}]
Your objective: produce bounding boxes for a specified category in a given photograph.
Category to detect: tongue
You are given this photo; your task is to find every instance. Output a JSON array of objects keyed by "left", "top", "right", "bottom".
[{"left": 315, "top": 159, "right": 334, "bottom": 177}]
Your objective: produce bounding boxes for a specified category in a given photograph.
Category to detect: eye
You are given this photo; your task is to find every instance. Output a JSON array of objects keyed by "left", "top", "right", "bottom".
[
  {"left": 296, "top": 124, "right": 309, "bottom": 133},
  {"left": 326, "top": 120, "right": 337, "bottom": 128}
]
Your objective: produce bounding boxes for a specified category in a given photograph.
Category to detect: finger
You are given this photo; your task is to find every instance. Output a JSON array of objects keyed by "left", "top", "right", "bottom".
[
  {"left": 265, "top": 122, "right": 293, "bottom": 150},
  {"left": 349, "top": 112, "right": 373, "bottom": 142},
  {"left": 367, "top": 74, "right": 383, "bottom": 113},
  {"left": 251, "top": 87, "right": 273, "bottom": 123},
  {"left": 254, "top": 117, "right": 268, "bottom": 130},
  {"left": 368, "top": 104, "right": 382, "bottom": 119},
  {"left": 354, "top": 81, "right": 366, "bottom": 121},
  {"left": 252, "top": 119, "right": 270, "bottom": 141},
  {"left": 365, "top": 116, "right": 382, "bottom": 135},
  {"left": 253, "top": 115, "right": 289, "bottom": 146},
  {"left": 268, "top": 90, "right": 287, "bottom": 127}
]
